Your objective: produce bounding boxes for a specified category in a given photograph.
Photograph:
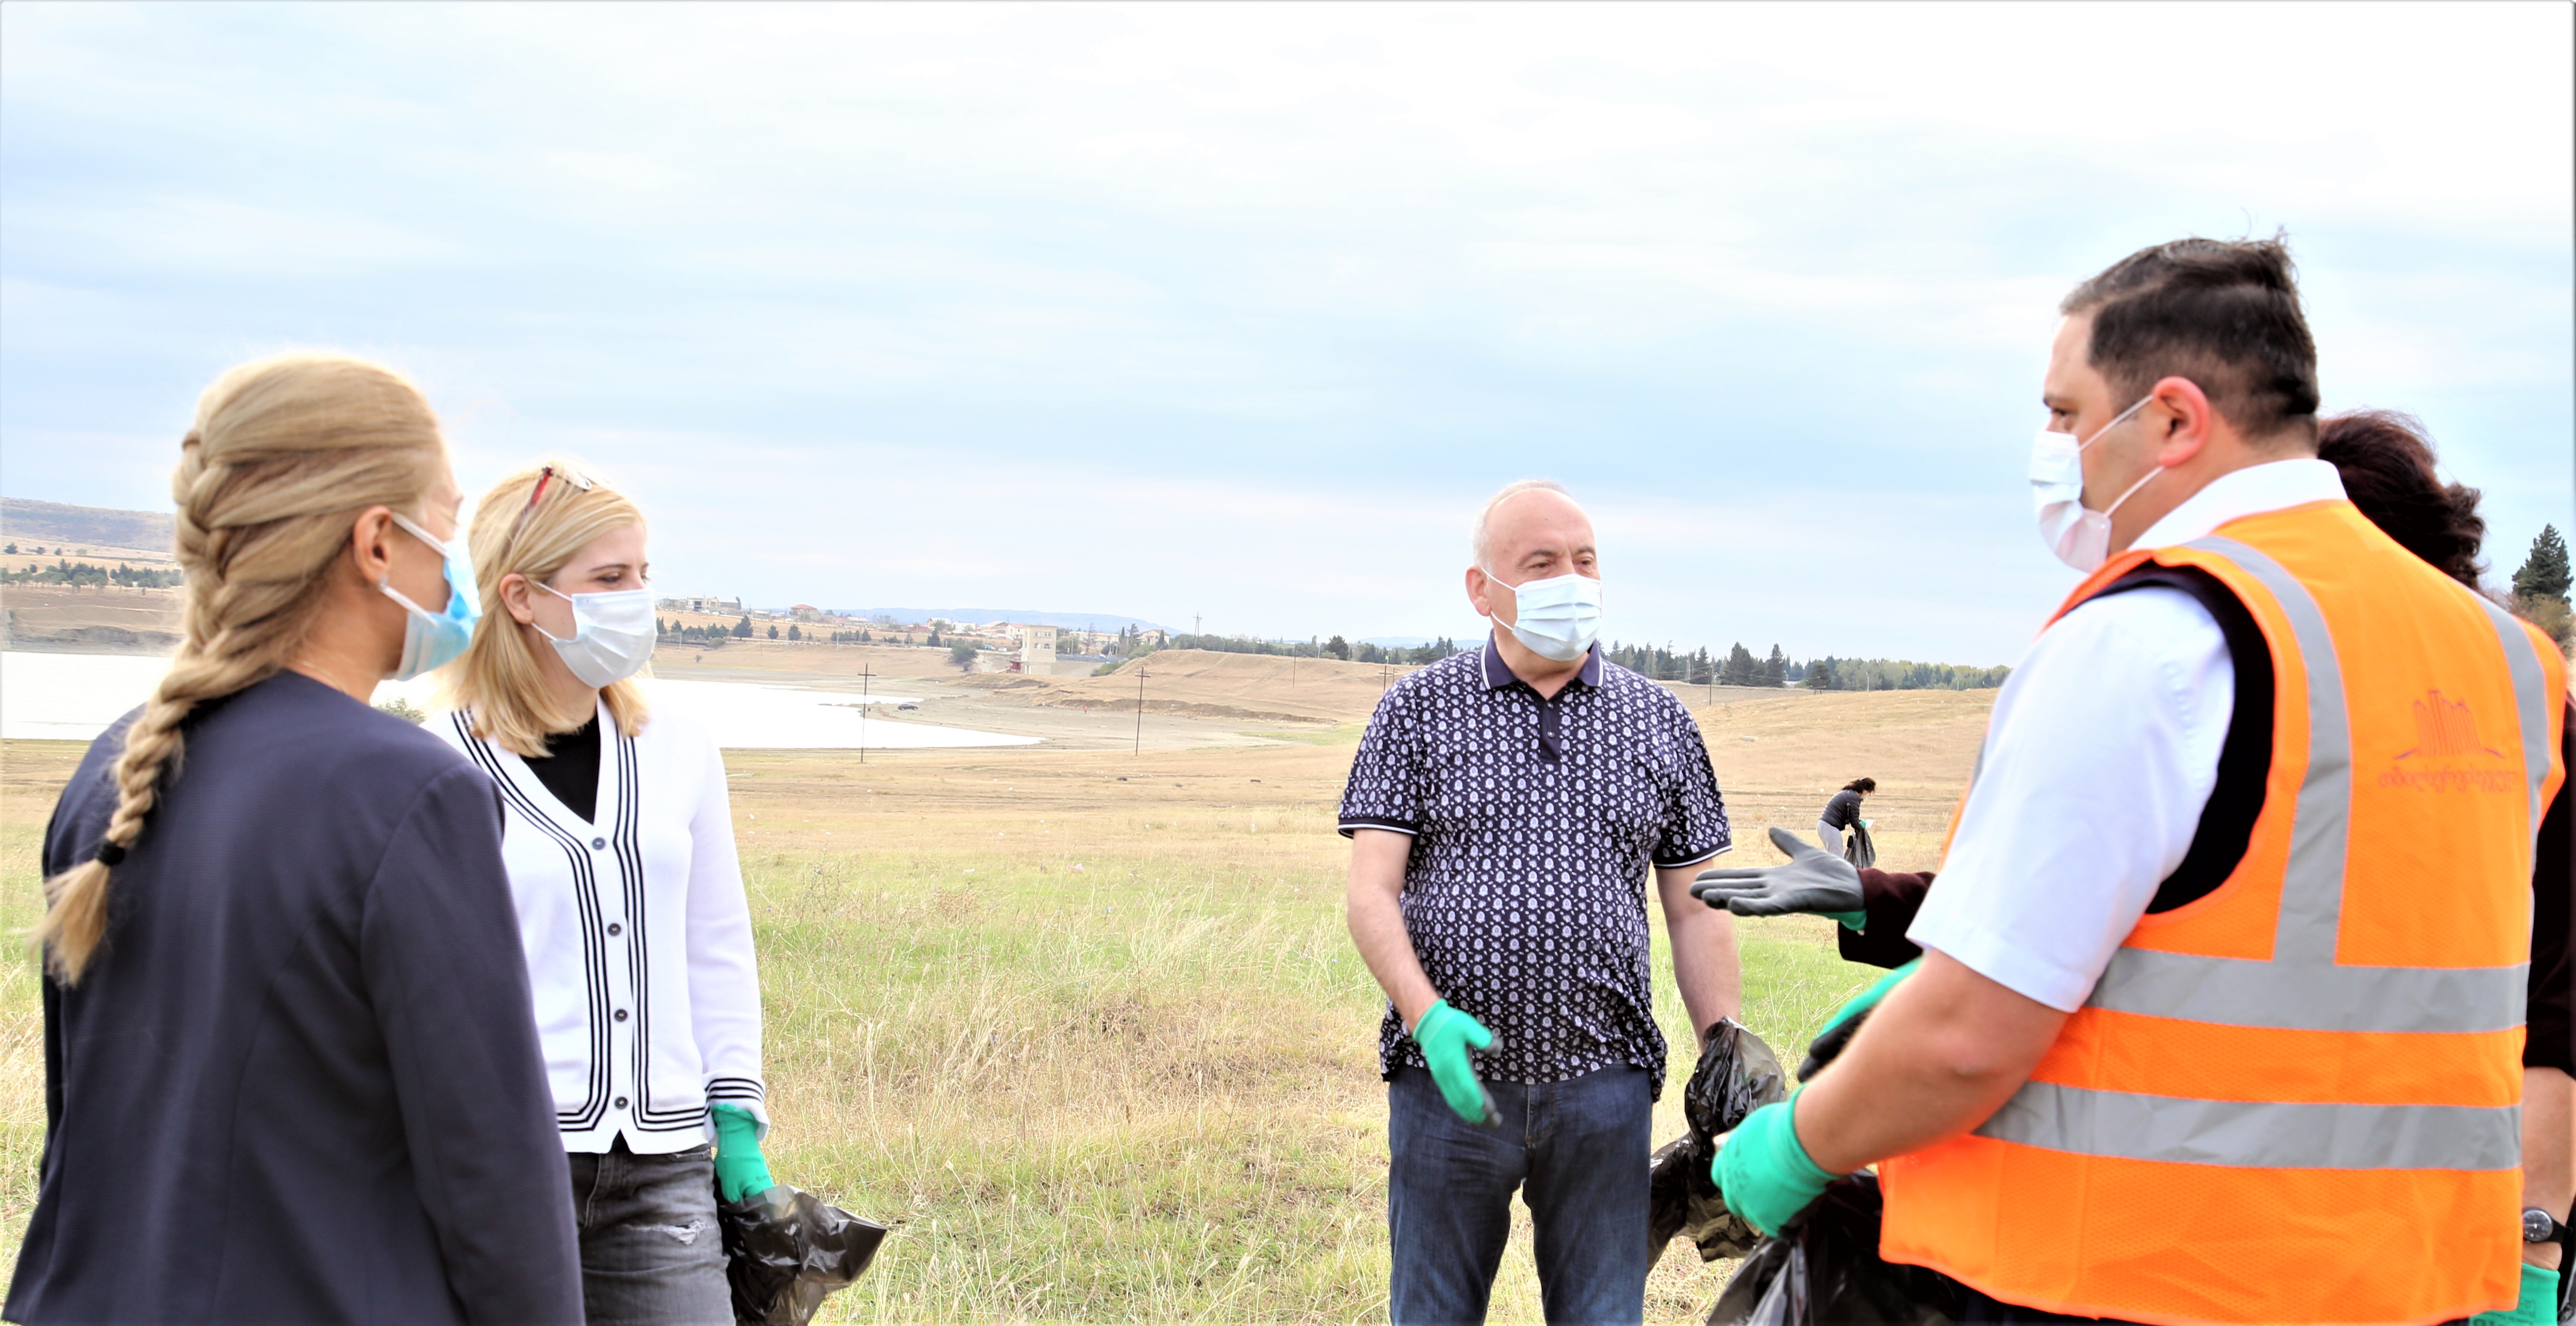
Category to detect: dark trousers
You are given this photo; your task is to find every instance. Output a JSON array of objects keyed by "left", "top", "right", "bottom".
[
  {"left": 565, "top": 1139, "right": 730, "bottom": 1326},
  {"left": 1386, "top": 1064, "right": 1653, "bottom": 1326}
]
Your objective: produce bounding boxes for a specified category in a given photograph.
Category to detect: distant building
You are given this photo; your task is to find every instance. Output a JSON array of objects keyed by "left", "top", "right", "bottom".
[
  {"left": 1020, "top": 623, "right": 1059, "bottom": 670},
  {"left": 659, "top": 596, "right": 742, "bottom": 614},
  {"left": 789, "top": 604, "right": 823, "bottom": 622}
]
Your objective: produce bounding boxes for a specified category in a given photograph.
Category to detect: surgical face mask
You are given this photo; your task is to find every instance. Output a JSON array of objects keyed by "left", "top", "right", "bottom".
[
  {"left": 532, "top": 581, "right": 657, "bottom": 688},
  {"left": 2029, "top": 395, "right": 2166, "bottom": 572},
  {"left": 1488, "top": 570, "right": 1603, "bottom": 663},
  {"left": 381, "top": 512, "right": 481, "bottom": 681}
]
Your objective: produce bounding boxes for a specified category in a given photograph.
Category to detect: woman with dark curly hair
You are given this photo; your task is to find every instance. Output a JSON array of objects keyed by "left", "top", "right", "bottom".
[{"left": 1817, "top": 776, "right": 1876, "bottom": 859}]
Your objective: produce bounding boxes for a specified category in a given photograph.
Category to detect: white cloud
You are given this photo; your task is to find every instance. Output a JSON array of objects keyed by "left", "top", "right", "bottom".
[{"left": 1, "top": 1, "right": 2566, "bottom": 660}]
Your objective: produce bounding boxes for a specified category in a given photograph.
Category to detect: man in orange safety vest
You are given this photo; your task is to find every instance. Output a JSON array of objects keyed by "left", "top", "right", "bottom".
[{"left": 1696, "top": 236, "right": 2568, "bottom": 1325}]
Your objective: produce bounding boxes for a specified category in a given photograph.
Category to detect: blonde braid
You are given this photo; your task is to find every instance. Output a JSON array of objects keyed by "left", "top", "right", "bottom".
[{"left": 37, "top": 355, "right": 448, "bottom": 983}]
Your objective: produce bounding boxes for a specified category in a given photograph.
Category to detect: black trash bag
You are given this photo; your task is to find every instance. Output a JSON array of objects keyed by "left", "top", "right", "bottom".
[
  {"left": 1844, "top": 821, "right": 1878, "bottom": 870},
  {"left": 1704, "top": 1172, "right": 1967, "bottom": 1326},
  {"left": 1648, "top": 1019, "right": 1787, "bottom": 1263},
  {"left": 717, "top": 1182, "right": 888, "bottom": 1326}
]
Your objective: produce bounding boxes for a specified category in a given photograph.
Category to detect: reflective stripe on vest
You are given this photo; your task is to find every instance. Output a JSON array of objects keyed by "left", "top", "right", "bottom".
[
  {"left": 2475, "top": 590, "right": 2560, "bottom": 852},
  {"left": 1969, "top": 533, "right": 2536, "bottom": 1162}
]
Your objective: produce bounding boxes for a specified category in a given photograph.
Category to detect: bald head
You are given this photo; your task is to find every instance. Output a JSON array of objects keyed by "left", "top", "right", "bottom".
[
  {"left": 1473, "top": 481, "right": 1587, "bottom": 577},
  {"left": 1470, "top": 480, "right": 1596, "bottom": 581}
]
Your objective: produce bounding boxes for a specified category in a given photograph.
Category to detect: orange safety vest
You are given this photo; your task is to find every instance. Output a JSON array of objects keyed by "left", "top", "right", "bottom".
[{"left": 1879, "top": 498, "right": 2568, "bottom": 1326}]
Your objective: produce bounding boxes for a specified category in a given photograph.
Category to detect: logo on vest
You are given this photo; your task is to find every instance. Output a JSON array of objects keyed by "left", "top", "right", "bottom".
[{"left": 2383, "top": 689, "right": 2514, "bottom": 793}]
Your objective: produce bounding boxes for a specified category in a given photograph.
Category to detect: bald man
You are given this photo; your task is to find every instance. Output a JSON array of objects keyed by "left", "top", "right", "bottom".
[{"left": 1341, "top": 479, "right": 1741, "bottom": 1325}]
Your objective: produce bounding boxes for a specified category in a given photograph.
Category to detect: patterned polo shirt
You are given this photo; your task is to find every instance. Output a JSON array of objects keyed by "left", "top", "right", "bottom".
[{"left": 1338, "top": 637, "right": 1731, "bottom": 1095}]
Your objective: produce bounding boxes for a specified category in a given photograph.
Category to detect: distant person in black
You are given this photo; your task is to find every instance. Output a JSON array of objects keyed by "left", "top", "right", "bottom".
[
  {"left": 5, "top": 355, "right": 581, "bottom": 1325},
  {"left": 1817, "top": 776, "right": 1873, "bottom": 856}
]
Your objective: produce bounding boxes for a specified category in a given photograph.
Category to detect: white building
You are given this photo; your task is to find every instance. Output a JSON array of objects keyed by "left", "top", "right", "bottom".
[
  {"left": 1019, "top": 623, "right": 1059, "bottom": 670},
  {"left": 659, "top": 596, "right": 742, "bottom": 614}
]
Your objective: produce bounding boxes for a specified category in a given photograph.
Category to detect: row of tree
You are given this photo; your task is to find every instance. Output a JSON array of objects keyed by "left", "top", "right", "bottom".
[
  {"left": 1599, "top": 641, "right": 2008, "bottom": 690},
  {"left": 627, "top": 526, "right": 2575, "bottom": 676},
  {"left": 0, "top": 559, "right": 185, "bottom": 589},
  {"left": 1139, "top": 633, "right": 1465, "bottom": 666}
]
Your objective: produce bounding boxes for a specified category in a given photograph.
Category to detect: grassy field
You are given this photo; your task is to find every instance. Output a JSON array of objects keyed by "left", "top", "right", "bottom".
[{"left": 0, "top": 680, "right": 1989, "bottom": 1322}]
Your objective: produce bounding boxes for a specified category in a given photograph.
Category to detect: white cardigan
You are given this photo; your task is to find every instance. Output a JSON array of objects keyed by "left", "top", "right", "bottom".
[{"left": 434, "top": 695, "right": 766, "bottom": 1154}]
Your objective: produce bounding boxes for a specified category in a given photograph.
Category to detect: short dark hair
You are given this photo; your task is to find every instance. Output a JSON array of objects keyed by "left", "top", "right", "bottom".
[
  {"left": 1843, "top": 777, "right": 1876, "bottom": 794},
  {"left": 2317, "top": 410, "right": 2486, "bottom": 589},
  {"left": 2061, "top": 235, "right": 2320, "bottom": 446}
]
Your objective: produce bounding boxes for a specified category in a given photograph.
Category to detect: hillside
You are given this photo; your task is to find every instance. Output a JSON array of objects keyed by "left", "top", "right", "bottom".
[
  {"left": 964, "top": 649, "right": 1418, "bottom": 725},
  {"left": 0, "top": 500, "right": 174, "bottom": 554}
]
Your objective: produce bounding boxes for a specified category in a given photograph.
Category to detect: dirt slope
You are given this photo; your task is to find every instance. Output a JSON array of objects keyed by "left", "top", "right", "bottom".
[{"left": 961, "top": 649, "right": 1421, "bottom": 725}]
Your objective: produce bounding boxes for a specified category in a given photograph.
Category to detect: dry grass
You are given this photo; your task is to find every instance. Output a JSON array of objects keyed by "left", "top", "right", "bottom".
[{"left": 0, "top": 679, "right": 1993, "bottom": 1322}]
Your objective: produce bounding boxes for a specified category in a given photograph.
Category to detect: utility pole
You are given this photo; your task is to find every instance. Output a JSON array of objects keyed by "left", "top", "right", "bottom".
[
  {"left": 1194, "top": 612, "right": 1202, "bottom": 637},
  {"left": 1133, "top": 669, "right": 1148, "bottom": 754},
  {"left": 856, "top": 666, "right": 873, "bottom": 764}
]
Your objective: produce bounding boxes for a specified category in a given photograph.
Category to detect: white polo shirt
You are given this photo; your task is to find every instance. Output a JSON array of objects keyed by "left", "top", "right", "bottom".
[{"left": 1907, "top": 459, "right": 2348, "bottom": 1012}]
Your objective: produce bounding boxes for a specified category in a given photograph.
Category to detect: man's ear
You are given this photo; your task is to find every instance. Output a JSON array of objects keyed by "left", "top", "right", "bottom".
[
  {"left": 2147, "top": 375, "right": 2215, "bottom": 468},
  {"left": 1465, "top": 565, "right": 1493, "bottom": 618}
]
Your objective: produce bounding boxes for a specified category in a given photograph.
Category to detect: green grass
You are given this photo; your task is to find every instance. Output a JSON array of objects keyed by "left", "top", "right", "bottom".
[
  {"left": 0, "top": 759, "right": 1874, "bottom": 1323},
  {"left": 737, "top": 842, "right": 1868, "bottom": 1322}
]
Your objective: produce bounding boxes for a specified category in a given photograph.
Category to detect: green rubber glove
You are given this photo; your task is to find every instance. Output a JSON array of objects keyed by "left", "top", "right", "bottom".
[
  {"left": 2468, "top": 1260, "right": 2559, "bottom": 1326},
  {"left": 1712, "top": 1094, "right": 1843, "bottom": 1238},
  {"left": 1821, "top": 958, "right": 1920, "bottom": 1041},
  {"left": 1411, "top": 999, "right": 1499, "bottom": 1127},
  {"left": 712, "top": 1103, "right": 776, "bottom": 1203}
]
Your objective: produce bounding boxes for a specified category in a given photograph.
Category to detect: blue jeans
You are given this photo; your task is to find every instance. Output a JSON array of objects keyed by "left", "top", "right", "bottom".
[
  {"left": 1387, "top": 1064, "right": 1653, "bottom": 1326},
  {"left": 565, "top": 1141, "right": 731, "bottom": 1326}
]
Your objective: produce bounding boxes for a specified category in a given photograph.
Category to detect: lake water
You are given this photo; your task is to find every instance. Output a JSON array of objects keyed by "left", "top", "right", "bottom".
[{"left": 0, "top": 651, "right": 1037, "bottom": 750}]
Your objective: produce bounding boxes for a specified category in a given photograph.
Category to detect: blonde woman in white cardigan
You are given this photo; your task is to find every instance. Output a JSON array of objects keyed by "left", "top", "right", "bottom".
[{"left": 434, "top": 461, "right": 768, "bottom": 1326}]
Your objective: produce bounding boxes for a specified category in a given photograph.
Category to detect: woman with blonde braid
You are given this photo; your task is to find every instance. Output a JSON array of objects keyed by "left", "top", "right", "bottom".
[
  {"left": 5, "top": 355, "right": 581, "bottom": 1325},
  {"left": 432, "top": 462, "right": 768, "bottom": 1326}
]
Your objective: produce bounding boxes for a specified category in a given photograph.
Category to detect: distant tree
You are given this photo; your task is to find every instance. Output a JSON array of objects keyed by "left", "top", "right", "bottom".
[
  {"left": 1764, "top": 645, "right": 1787, "bottom": 688},
  {"left": 3, "top": 544, "right": 13, "bottom": 555},
  {"left": 733, "top": 614, "right": 753, "bottom": 638},
  {"left": 859, "top": 629, "right": 872, "bottom": 642},
  {"left": 1721, "top": 642, "right": 1760, "bottom": 687},
  {"left": 2515, "top": 525, "right": 2571, "bottom": 606},
  {"left": 787, "top": 623, "right": 801, "bottom": 641},
  {"left": 767, "top": 623, "right": 780, "bottom": 639},
  {"left": 374, "top": 697, "right": 427, "bottom": 724},
  {"left": 1804, "top": 658, "right": 1836, "bottom": 690},
  {"left": 949, "top": 642, "right": 978, "bottom": 670},
  {"left": 926, "top": 628, "right": 944, "bottom": 648},
  {"left": 1324, "top": 635, "right": 1351, "bottom": 661},
  {"left": 1687, "top": 648, "right": 1712, "bottom": 685}
]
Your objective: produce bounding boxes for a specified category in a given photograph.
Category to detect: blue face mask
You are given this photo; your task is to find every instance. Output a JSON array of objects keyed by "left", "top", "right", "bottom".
[{"left": 381, "top": 512, "right": 481, "bottom": 680}]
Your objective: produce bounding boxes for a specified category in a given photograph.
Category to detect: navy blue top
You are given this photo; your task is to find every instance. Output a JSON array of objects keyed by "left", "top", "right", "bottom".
[
  {"left": 1338, "top": 638, "right": 1731, "bottom": 1095},
  {"left": 6, "top": 671, "right": 581, "bottom": 1325}
]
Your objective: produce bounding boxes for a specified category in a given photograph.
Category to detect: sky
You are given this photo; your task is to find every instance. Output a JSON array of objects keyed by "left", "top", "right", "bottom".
[{"left": 3, "top": 2, "right": 2568, "bottom": 664}]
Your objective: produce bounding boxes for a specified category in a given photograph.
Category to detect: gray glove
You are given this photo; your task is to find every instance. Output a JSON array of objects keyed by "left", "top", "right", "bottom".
[{"left": 1691, "top": 825, "right": 1867, "bottom": 927}]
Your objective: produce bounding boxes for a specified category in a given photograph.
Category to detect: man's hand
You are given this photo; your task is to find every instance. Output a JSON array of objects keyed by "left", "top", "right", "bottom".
[
  {"left": 1692, "top": 825, "right": 1866, "bottom": 929},
  {"left": 1712, "top": 1096, "right": 1843, "bottom": 1237},
  {"left": 1411, "top": 1000, "right": 1500, "bottom": 1127}
]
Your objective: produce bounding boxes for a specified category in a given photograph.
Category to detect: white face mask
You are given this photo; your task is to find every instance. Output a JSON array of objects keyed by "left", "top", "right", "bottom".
[
  {"left": 2030, "top": 395, "right": 2166, "bottom": 572},
  {"left": 533, "top": 582, "right": 657, "bottom": 688},
  {"left": 1489, "top": 570, "right": 1602, "bottom": 663}
]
